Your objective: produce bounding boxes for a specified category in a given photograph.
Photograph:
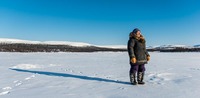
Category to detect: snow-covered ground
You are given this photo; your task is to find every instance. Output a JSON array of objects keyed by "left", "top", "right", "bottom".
[{"left": 0, "top": 52, "right": 200, "bottom": 98}]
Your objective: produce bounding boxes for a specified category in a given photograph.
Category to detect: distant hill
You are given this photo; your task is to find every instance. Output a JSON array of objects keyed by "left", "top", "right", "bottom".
[
  {"left": 0, "top": 38, "right": 126, "bottom": 52},
  {"left": 0, "top": 38, "right": 199, "bottom": 52},
  {"left": 194, "top": 44, "right": 200, "bottom": 48},
  {"left": 147, "top": 44, "right": 200, "bottom": 52}
]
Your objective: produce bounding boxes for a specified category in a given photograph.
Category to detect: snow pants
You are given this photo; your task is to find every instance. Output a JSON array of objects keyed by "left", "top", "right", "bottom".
[{"left": 129, "top": 63, "right": 145, "bottom": 74}]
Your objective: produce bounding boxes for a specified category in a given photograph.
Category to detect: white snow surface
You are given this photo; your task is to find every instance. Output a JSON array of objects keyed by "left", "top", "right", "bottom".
[{"left": 0, "top": 52, "right": 200, "bottom": 98}]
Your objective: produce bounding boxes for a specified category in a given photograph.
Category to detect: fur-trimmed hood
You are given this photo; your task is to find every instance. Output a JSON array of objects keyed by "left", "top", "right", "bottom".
[{"left": 129, "top": 32, "right": 146, "bottom": 43}]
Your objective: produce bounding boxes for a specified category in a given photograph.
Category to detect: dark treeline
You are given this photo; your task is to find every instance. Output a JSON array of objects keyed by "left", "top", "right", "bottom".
[
  {"left": 1, "top": 43, "right": 200, "bottom": 52},
  {"left": 0, "top": 43, "right": 127, "bottom": 52}
]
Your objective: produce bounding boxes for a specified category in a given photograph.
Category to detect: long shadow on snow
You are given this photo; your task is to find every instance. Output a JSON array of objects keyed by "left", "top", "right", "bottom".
[{"left": 10, "top": 68, "right": 131, "bottom": 85}]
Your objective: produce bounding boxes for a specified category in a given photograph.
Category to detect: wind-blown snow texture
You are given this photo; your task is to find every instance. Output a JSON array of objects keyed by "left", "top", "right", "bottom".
[{"left": 0, "top": 52, "right": 200, "bottom": 98}]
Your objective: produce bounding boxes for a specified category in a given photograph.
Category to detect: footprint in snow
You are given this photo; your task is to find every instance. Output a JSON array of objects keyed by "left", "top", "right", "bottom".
[
  {"left": 0, "top": 91, "right": 10, "bottom": 96},
  {"left": 190, "top": 68, "right": 200, "bottom": 71},
  {"left": 2, "top": 87, "right": 12, "bottom": 90},
  {"left": 0, "top": 87, "right": 12, "bottom": 96},
  {"left": 147, "top": 72, "right": 192, "bottom": 85},
  {"left": 25, "top": 75, "right": 35, "bottom": 80},
  {"left": 79, "top": 72, "right": 83, "bottom": 74},
  {"left": 65, "top": 69, "right": 74, "bottom": 73},
  {"left": 0, "top": 74, "right": 36, "bottom": 96},
  {"left": 13, "top": 80, "right": 22, "bottom": 86},
  {"left": 118, "top": 87, "right": 125, "bottom": 90},
  {"left": 13, "top": 80, "right": 19, "bottom": 83},
  {"left": 14, "top": 75, "right": 35, "bottom": 87},
  {"left": 105, "top": 76, "right": 111, "bottom": 79},
  {"left": 15, "top": 81, "right": 23, "bottom": 86},
  {"left": 147, "top": 73, "right": 174, "bottom": 85}
]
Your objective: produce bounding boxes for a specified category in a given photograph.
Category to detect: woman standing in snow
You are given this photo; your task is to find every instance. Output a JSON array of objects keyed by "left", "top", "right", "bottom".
[{"left": 127, "top": 28, "right": 150, "bottom": 85}]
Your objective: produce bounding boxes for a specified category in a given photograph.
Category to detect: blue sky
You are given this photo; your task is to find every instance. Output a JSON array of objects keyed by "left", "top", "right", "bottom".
[{"left": 0, "top": 0, "right": 200, "bottom": 46}]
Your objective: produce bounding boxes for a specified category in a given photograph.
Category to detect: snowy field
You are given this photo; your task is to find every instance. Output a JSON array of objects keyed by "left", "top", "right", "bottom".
[{"left": 0, "top": 52, "right": 200, "bottom": 98}]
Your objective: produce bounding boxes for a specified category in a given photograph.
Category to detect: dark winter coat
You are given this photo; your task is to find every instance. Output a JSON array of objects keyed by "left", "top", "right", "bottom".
[{"left": 127, "top": 34, "right": 150, "bottom": 65}]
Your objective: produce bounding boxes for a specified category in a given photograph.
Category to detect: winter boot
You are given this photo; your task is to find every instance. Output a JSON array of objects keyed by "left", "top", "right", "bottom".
[
  {"left": 130, "top": 73, "right": 137, "bottom": 85},
  {"left": 137, "top": 72, "right": 145, "bottom": 85}
]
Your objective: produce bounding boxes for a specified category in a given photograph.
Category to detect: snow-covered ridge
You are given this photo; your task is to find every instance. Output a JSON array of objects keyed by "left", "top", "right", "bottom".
[
  {"left": 147, "top": 44, "right": 200, "bottom": 52},
  {"left": 194, "top": 44, "right": 200, "bottom": 48},
  {"left": 0, "top": 38, "right": 127, "bottom": 49},
  {"left": 159, "top": 44, "right": 189, "bottom": 48},
  {"left": 147, "top": 44, "right": 197, "bottom": 49},
  {"left": 97, "top": 45, "right": 126, "bottom": 49},
  {"left": 0, "top": 38, "right": 128, "bottom": 52},
  {"left": 0, "top": 38, "right": 199, "bottom": 49},
  {"left": 0, "top": 38, "right": 91, "bottom": 47}
]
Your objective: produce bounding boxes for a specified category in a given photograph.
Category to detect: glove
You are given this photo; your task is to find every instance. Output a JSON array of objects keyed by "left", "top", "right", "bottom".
[
  {"left": 131, "top": 58, "right": 136, "bottom": 63},
  {"left": 147, "top": 56, "right": 150, "bottom": 61}
]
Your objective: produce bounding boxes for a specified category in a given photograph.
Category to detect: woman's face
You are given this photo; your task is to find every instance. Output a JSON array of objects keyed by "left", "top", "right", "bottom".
[{"left": 136, "top": 31, "right": 141, "bottom": 37}]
